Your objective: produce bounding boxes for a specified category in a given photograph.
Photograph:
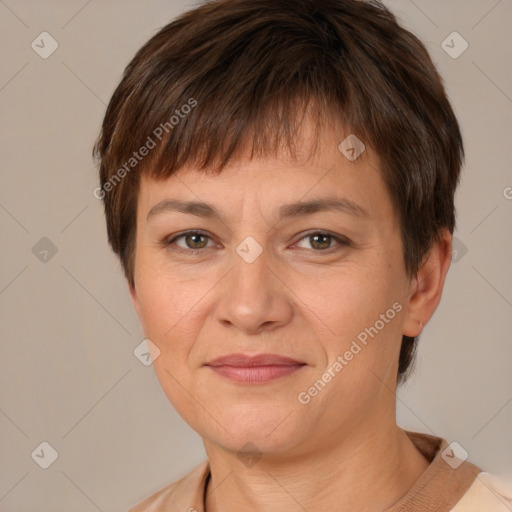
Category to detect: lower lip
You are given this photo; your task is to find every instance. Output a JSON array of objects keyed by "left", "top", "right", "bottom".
[{"left": 206, "top": 364, "right": 305, "bottom": 383}]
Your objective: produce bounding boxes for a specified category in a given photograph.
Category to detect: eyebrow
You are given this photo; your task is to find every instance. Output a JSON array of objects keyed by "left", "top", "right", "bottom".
[{"left": 146, "top": 196, "right": 369, "bottom": 222}]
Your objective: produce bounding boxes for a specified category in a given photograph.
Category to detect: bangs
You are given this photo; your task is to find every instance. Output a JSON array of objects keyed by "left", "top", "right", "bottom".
[
  {"left": 97, "top": 3, "right": 380, "bottom": 181},
  {"left": 145, "top": 93, "right": 362, "bottom": 179}
]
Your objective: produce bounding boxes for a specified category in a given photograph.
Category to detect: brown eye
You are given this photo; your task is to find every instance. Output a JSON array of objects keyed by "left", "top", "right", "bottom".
[
  {"left": 309, "top": 233, "right": 332, "bottom": 250},
  {"left": 183, "top": 232, "right": 209, "bottom": 250},
  {"left": 165, "top": 230, "right": 215, "bottom": 254},
  {"left": 295, "top": 231, "right": 349, "bottom": 251}
]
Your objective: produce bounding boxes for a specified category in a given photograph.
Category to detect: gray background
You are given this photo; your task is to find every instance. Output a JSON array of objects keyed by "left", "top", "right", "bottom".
[{"left": 0, "top": 0, "right": 511, "bottom": 511}]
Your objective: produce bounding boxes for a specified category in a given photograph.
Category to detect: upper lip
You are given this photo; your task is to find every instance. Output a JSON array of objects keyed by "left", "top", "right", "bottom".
[{"left": 205, "top": 353, "right": 305, "bottom": 367}]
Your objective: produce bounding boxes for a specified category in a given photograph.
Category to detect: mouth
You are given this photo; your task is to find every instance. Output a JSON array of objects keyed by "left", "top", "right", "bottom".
[{"left": 204, "top": 353, "right": 306, "bottom": 384}]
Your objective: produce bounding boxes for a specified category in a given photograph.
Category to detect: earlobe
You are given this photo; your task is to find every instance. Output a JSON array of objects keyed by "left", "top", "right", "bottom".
[{"left": 402, "top": 230, "right": 453, "bottom": 337}]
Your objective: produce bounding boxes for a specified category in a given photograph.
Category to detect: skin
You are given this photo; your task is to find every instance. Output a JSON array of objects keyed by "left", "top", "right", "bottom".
[{"left": 129, "top": 123, "right": 452, "bottom": 512}]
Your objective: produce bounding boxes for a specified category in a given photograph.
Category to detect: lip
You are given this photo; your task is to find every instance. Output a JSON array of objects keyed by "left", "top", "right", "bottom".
[
  {"left": 204, "top": 353, "right": 306, "bottom": 384},
  {"left": 206, "top": 353, "right": 304, "bottom": 367}
]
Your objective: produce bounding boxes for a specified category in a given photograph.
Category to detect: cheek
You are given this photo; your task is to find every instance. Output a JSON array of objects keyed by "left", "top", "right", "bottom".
[
  {"left": 134, "top": 264, "right": 213, "bottom": 383},
  {"left": 300, "top": 260, "right": 405, "bottom": 377},
  {"left": 135, "top": 260, "right": 201, "bottom": 335},
  {"left": 306, "top": 265, "right": 397, "bottom": 333}
]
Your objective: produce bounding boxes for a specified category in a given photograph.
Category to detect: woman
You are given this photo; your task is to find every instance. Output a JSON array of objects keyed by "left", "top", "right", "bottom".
[{"left": 93, "top": 0, "right": 511, "bottom": 510}]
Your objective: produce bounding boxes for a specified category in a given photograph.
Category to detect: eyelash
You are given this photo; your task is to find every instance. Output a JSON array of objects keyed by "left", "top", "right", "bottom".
[{"left": 162, "top": 230, "right": 351, "bottom": 256}]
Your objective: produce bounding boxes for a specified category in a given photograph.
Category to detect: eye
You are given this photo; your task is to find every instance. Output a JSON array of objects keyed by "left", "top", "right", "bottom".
[
  {"left": 162, "top": 229, "right": 351, "bottom": 255},
  {"left": 293, "top": 231, "right": 350, "bottom": 252},
  {"left": 164, "top": 230, "right": 216, "bottom": 254}
]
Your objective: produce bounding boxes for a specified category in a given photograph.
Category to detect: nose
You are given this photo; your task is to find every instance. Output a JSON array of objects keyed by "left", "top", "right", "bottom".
[{"left": 214, "top": 241, "right": 293, "bottom": 335}]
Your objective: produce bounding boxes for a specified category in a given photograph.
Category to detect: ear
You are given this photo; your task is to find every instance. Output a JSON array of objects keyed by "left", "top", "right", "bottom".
[{"left": 402, "top": 229, "right": 453, "bottom": 337}]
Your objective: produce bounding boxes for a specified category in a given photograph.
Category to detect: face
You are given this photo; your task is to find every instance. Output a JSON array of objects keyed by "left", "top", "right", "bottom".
[{"left": 130, "top": 126, "right": 422, "bottom": 459}]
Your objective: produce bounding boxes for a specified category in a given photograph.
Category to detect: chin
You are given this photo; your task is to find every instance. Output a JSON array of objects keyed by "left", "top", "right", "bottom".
[{"left": 200, "top": 408, "right": 309, "bottom": 457}]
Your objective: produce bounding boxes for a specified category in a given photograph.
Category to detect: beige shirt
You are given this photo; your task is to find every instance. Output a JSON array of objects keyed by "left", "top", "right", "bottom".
[{"left": 128, "top": 431, "right": 512, "bottom": 511}]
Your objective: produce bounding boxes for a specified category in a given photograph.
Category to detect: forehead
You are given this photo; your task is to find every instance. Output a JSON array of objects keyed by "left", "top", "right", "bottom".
[{"left": 136, "top": 127, "right": 392, "bottom": 229}]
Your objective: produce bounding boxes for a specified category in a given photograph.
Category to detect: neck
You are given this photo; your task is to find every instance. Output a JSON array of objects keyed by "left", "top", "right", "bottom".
[{"left": 203, "top": 424, "right": 429, "bottom": 512}]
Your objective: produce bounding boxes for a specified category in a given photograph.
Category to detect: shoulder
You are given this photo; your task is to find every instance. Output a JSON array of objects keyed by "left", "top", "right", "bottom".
[
  {"left": 127, "top": 460, "right": 210, "bottom": 512},
  {"left": 451, "top": 472, "right": 512, "bottom": 511}
]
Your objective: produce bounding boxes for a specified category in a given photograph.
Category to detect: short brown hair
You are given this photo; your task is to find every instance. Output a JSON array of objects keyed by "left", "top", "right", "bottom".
[{"left": 93, "top": 0, "right": 463, "bottom": 384}]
